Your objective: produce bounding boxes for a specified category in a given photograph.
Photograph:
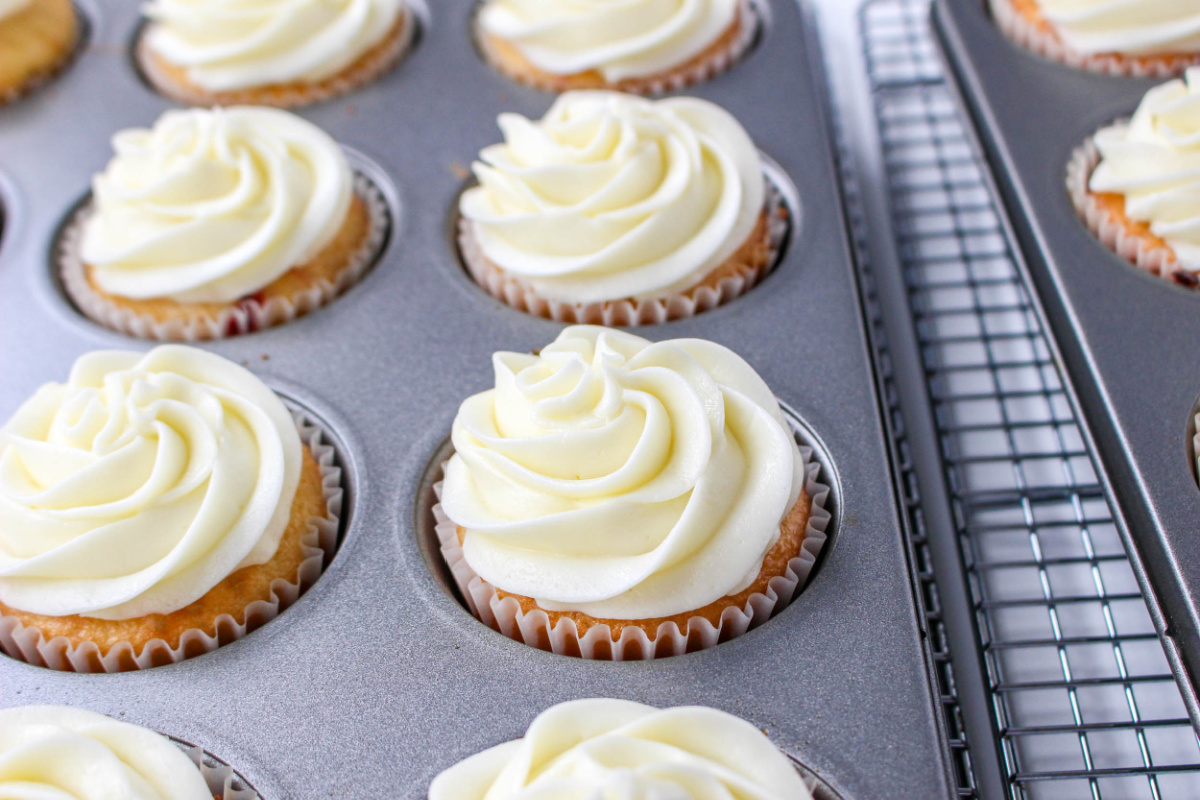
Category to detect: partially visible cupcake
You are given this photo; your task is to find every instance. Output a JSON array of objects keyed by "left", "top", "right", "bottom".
[
  {"left": 61, "top": 106, "right": 387, "bottom": 341},
  {"left": 429, "top": 699, "right": 813, "bottom": 800},
  {"left": 1067, "top": 68, "right": 1200, "bottom": 288},
  {"left": 475, "top": 0, "right": 756, "bottom": 94},
  {"left": 434, "top": 326, "right": 830, "bottom": 660},
  {"left": 0, "top": 346, "right": 341, "bottom": 672},
  {"left": 990, "top": 0, "right": 1200, "bottom": 77},
  {"left": 0, "top": 0, "right": 77, "bottom": 105},
  {"left": 459, "top": 91, "right": 786, "bottom": 326},
  {"left": 137, "top": 0, "right": 412, "bottom": 108}
]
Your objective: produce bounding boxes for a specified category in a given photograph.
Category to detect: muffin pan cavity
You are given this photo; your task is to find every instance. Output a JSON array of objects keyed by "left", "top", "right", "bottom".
[{"left": 174, "top": 739, "right": 262, "bottom": 800}]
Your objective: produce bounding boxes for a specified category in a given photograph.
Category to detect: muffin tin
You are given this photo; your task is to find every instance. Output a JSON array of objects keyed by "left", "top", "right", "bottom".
[
  {"left": 932, "top": 0, "right": 1200, "bottom": 702},
  {"left": 0, "top": 0, "right": 954, "bottom": 797}
]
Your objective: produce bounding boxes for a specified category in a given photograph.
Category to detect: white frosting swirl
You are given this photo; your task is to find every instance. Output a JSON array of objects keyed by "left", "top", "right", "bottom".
[
  {"left": 478, "top": 0, "right": 740, "bottom": 81},
  {"left": 143, "top": 0, "right": 405, "bottom": 92},
  {"left": 0, "top": 706, "right": 211, "bottom": 800},
  {"left": 440, "top": 326, "right": 803, "bottom": 620},
  {"left": 1090, "top": 67, "right": 1200, "bottom": 269},
  {"left": 1037, "top": 0, "right": 1200, "bottom": 57},
  {"left": 429, "top": 699, "right": 813, "bottom": 800},
  {"left": 80, "top": 106, "right": 353, "bottom": 304},
  {"left": 0, "top": 346, "right": 301, "bottom": 620},
  {"left": 0, "top": 0, "right": 34, "bottom": 23},
  {"left": 460, "top": 91, "right": 764, "bottom": 304}
]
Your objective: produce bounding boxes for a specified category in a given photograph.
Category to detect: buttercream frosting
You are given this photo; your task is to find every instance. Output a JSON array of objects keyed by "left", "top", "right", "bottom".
[
  {"left": 429, "top": 698, "right": 812, "bottom": 800},
  {"left": 143, "top": 0, "right": 405, "bottom": 92},
  {"left": 440, "top": 326, "right": 803, "bottom": 620},
  {"left": 80, "top": 106, "right": 353, "bottom": 304},
  {"left": 0, "top": 0, "right": 33, "bottom": 23},
  {"left": 478, "top": 0, "right": 740, "bottom": 81},
  {"left": 1036, "top": 0, "right": 1200, "bottom": 57},
  {"left": 1090, "top": 67, "right": 1200, "bottom": 269},
  {"left": 0, "top": 706, "right": 212, "bottom": 800},
  {"left": 460, "top": 91, "right": 764, "bottom": 304},
  {"left": 0, "top": 345, "right": 301, "bottom": 620}
]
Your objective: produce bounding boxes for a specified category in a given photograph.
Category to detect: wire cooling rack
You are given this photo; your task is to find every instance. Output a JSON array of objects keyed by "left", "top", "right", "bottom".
[{"left": 844, "top": 0, "right": 1200, "bottom": 797}]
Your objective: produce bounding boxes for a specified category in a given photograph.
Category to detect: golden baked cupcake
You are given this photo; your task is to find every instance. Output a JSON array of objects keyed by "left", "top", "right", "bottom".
[
  {"left": 990, "top": 0, "right": 1200, "bottom": 77},
  {"left": 435, "top": 326, "right": 830, "bottom": 660},
  {"left": 459, "top": 91, "right": 786, "bottom": 325},
  {"left": 61, "top": 106, "right": 386, "bottom": 341},
  {"left": 137, "top": 0, "right": 413, "bottom": 108},
  {"left": 0, "top": 0, "right": 78, "bottom": 105},
  {"left": 476, "top": 0, "right": 755, "bottom": 94},
  {"left": 429, "top": 699, "right": 814, "bottom": 800},
  {"left": 1067, "top": 68, "right": 1200, "bottom": 288},
  {"left": 0, "top": 706, "right": 235, "bottom": 799},
  {"left": 0, "top": 345, "right": 339, "bottom": 672}
]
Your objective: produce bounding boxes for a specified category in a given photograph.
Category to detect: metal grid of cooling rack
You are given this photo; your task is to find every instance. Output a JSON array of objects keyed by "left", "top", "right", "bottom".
[{"left": 852, "top": 1, "right": 1200, "bottom": 797}]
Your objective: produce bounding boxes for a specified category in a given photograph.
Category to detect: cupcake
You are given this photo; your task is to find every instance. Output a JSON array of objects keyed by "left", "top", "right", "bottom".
[
  {"left": 459, "top": 91, "right": 787, "bottom": 326},
  {"left": 0, "top": 0, "right": 78, "bottom": 105},
  {"left": 0, "top": 345, "right": 341, "bottom": 672},
  {"left": 0, "top": 705, "right": 253, "bottom": 799},
  {"left": 429, "top": 699, "right": 813, "bottom": 800},
  {"left": 61, "top": 106, "right": 387, "bottom": 341},
  {"left": 434, "top": 326, "right": 830, "bottom": 660},
  {"left": 137, "top": 0, "right": 413, "bottom": 108},
  {"left": 475, "top": 0, "right": 756, "bottom": 94},
  {"left": 990, "top": 0, "right": 1200, "bottom": 77},
  {"left": 1067, "top": 68, "right": 1200, "bottom": 288}
]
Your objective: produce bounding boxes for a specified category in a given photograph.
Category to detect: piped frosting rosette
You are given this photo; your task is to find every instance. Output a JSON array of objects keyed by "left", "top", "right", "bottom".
[
  {"left": 0, "top": 346, "right": 343, "bottom": 672},
  {"left": 429, "top": 699, "right": 814, "bottom": 800},
  {"left": 433, "top": 326, "right": 830, "bottom": 660},
  {"left": 459, "top": 91, "right": 788, "bottom": 326},
  {"left": 989, "top": 0, "right": 1200, "bottom": 77},
  {"left": 1067, "top": 67, "right": 1200, "bottom": 287}
]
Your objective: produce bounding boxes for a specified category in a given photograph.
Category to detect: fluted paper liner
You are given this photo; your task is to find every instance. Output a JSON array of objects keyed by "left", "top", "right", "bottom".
[
  {"left": 136, "top": 7, "right": 415, "bottom": 109},
  {"left": 59, "top": 172, "right": 390, "bottom": 341},
  {"left": 0, "top": 409, "right": 344, "bottom": 672},
  {"left": 459, "top": 174, "right": 790, "bottom": 326},
  {"left": 1065, "top": 135, "right": 1193, "bottom": 286},
  {"left": 0, "top": 1, "right": 84, "bottom": 108},
  {"left": 476, "top": 0, "right": 759, "bottom": 96},
  {"left": 989, "top": 0, "right": 1200, "bottom": 79},
  {"left": 184, "top": 745, "right": 259, "bottom": 800},
  {"left": 432, "top": 441, "right": 831, "bottom": 661}
]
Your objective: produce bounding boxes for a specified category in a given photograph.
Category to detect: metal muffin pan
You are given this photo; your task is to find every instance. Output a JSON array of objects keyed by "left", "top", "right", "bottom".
[
  {"left": 932, "top": 0, "right": 1200, "bottom": 704},
  {"left": 0, "top": 1, "right": 954, "bottom": 798}
]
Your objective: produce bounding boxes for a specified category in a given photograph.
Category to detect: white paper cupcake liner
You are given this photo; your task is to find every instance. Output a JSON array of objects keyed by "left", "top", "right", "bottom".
[
  {"left": 0, "top": 408, "right": 344, "bottom": 673},
  {"left": 182, "top": 745, "right": 260, "bottom": 800},
  {"left": 459, "top": 175, "right": 789, "bottom": 326},
  {"left": 989, "top": 0, "right": 1200, "bottom": 78},
  {"left": 1065, "top": 136, "right": 1194, "bottom": 287},
  {"left": 0, "top": 1, "right": 86, "bottom": 108},
  {"left": 432, "top": 442, "right": 831, "bottom": 661},
  {"left": 59, "top": 172, "right": 390, "bottom": 341},
  {"left": 136, "top": 6, "right": 415, "bottom": 109}
]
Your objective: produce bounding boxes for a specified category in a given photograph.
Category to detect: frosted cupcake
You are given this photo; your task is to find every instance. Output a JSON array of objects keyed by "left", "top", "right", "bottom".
[
  {"left": 61, "top": 106, "right": 387, "bottom": 341},
  {"left": 459, "top": 91, "right": 786, "bottom": 326},
  {"left": 138, "top": 0, "right": 413, "bottom": 108},
  {"left": 0, "top": 706, "right": 255, "bottom": 799},
  {"left": 475, "top": 0, "right": 756, "bottom": 94},
  {"left": 1067, "top": 68, "right": 1200, "bottom": 288},
  {"left": 0, "top": 346, "right": 341, "bottom": 672},
  {"left": 0, "top": 0, "right": 78, "bottom": 105},
  {"left": 429, "top": 699, "right": 813, "bottom": 800},
  {"left": 990, "top": 0, "right": 1200, "bottom": 77},
  {"left": 434, "top": 326, "right": 830, "bottom": 660}
]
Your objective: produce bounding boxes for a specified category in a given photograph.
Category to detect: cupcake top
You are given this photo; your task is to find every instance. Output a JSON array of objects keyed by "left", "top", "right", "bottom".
[
  {"left": 143, "top": 0, "right": 405, "bottom": 92},
  {"left": 80, "top": 106, "right": 353, "bottom": 304},
  {"left": 1034, "top": 0, "right": 1200, "bottom": 57},
  {"left": 477, "top": 0, "right": 741, "bottom": 82},
  {"left": 0, "top": 345, "right": 301, "bottom": 620},
  {"left": 1090, "top": 67, "right": 1200, "bottom": 269},
  {"left": 460, "top": 91, "right": 764, "bottom": 304},
  {"left": 440, "top": 326, "right": 803, "bottom": 620},
  {"left": 0, "top": 0, "right": 33, "bottom": 22},
  {"left": 429, "top": 698, "right": 812, "bottom": 800},
  {"left": 0, "top": 706, "right": 213, "bottom": 799}
]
